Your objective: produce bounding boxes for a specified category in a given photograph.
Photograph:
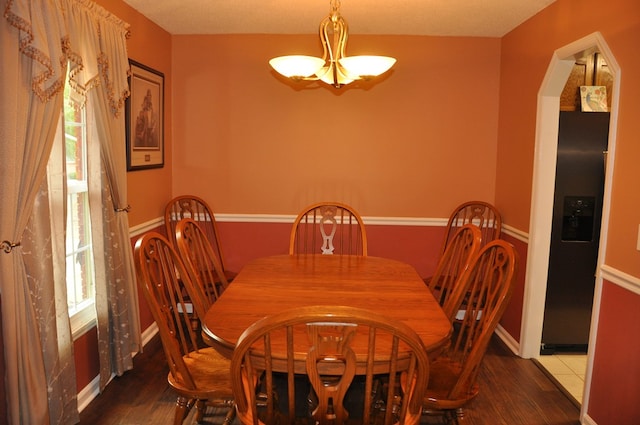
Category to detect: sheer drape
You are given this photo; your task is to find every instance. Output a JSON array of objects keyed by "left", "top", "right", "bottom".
[
  {"left": 1, "top": 0, "right": 137, "bottom": 423},
  {"left": 1, "top": 3, "right": 73, "bottom": 423},
  {"left": 68, "top": 0, "right": 141, "bottom": 390}
]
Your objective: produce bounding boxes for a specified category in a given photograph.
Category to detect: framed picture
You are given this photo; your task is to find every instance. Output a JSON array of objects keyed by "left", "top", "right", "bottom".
[
  {"left": 126, "top": 60, "right": 164, "bottom": 170},
  {"left": 579, "top": 85, "right": 608, "bottom": 112}
]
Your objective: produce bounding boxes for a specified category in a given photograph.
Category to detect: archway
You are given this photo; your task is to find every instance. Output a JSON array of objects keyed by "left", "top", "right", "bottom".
[{"left": 519, "top": 32, "right": 620, "bottom": 415}]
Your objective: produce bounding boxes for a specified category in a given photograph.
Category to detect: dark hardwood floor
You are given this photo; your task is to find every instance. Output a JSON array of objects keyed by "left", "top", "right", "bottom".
[{"left": 78, "top": 334, "right": 581, "bottom": 425}]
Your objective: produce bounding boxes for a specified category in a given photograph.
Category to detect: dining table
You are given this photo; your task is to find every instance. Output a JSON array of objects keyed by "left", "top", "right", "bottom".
[{"left": 202, "top": 254, "right": 452, "bottom": 361}]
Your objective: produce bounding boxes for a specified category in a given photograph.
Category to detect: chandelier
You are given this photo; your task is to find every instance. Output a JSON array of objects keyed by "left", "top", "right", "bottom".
[{"left": 268, "top": 0, "right": 397, "bottom": 89}]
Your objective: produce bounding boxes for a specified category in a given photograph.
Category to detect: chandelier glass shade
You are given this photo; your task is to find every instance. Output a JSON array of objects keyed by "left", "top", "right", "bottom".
[
  {"left": 269, "top": 0, "right": 396, "bottom": 88},
  {"left": 268, "top": 56, "right": 326, "bottom": 78}
]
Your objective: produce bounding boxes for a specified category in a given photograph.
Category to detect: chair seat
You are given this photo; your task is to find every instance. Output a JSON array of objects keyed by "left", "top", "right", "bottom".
[
  {"left": 422, "top": 240, "right": 516, "bottom": 422},
  {"left": 423, "top": 358, "right": 479, "bottom": 410},
  {"left": 168, "top": 347, "right": 234, "bottom": 400},
  {"left": 135, "top": 233, "right": 235, "bottom": 425}
]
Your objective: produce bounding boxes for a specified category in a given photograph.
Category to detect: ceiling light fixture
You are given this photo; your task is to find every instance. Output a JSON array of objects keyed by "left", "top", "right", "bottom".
[{"left": 268, "top": 0, "right": 397, "bottom": 89}]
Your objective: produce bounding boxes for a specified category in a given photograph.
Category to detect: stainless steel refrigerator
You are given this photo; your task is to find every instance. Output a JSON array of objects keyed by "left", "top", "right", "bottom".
[{"left": 541, "top": 111, "right": 610, "bottom": 354}]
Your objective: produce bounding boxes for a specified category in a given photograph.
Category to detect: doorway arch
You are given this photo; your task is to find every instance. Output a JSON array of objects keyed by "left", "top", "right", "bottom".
[{"left": 519, "top": 31, "right": 620, "bottom": 413}]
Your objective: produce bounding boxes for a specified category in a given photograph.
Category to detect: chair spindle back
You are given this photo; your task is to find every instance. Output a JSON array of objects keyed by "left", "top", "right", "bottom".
[
  {"left": 231, "top": 305, "right": 430, "bottom": 425},
  {"left": 289, "top": 202, "right": 368, "bottom": 256},
  {"left": 175, "top": 218, "right": 229, "bottom": 319},
  {"left": 440, "top": 201, "right": 501, "bottom": 257}
]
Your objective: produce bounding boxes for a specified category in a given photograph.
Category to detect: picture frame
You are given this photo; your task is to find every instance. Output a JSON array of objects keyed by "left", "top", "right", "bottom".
[
  {"left": 579, "top": 85, "right": 608, "bottom": 112},
  {"left": 126, "top": 60, "right": 164, "bottom": 170}
]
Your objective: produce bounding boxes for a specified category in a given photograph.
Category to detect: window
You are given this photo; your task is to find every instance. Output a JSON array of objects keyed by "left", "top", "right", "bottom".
[{"left": 63, "top": 84, "right": 96, "bottom": 337}]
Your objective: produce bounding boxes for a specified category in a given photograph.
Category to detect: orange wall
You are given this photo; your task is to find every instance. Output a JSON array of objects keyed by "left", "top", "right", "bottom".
[
  {"left": 497, "top": 0, "right": 640, "bottom": 275},
  {"left": 171, "top": 35, "right": 501, "bottom": 217}
]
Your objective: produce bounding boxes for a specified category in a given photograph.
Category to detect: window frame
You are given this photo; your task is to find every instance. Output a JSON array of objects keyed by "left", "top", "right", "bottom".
[{"left": 63, "top": 88, "right": 97, "bottom": 339}]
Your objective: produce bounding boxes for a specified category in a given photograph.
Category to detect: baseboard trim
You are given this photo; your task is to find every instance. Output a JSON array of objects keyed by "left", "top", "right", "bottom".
[
  {"left": 76, "top": 374, "right": 101, "bottom": 413},
  {"left": 140, "top": 322, "right": 159, "bottom": 347},
  {"left": 495, "top": 324, "right": 520, "bottom": 355}
]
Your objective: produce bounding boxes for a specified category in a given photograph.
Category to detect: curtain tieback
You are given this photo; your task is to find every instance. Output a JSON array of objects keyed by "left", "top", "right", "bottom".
[
  {"left": 115, "top": 205, "right": 131, "bottom": 213},
  {"left": 1, "top": 240, "right": 21, "bottom": 253}
]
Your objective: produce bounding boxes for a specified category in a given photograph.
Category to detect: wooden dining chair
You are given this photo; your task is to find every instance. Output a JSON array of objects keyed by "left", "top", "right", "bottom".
[
  {"left": 426, "top": 224, "right": 483, "bottom": 322},
  {"left": 438, "top": 201, "right": 502, "bottom": 258},
  {"left": 289, "top": 201, "right": 368, "bottom": 256},
  {"left": 422, "top": 240, "right": 517, "bottom": 424},
  {"left": 175, "top": 218, "right": 229, "bottom": 321},
  {"left": 230, "top": 305, "right": 430, "bottom": 425},
  {"left": 134, "top": 232, "right": 235, "bottom": 425},
  {"left": 164, "top": 195, "right": 237, "bottom": 283}
]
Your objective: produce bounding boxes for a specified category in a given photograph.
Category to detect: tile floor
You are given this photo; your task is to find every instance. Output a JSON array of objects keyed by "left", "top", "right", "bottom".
[{"left": 536, "top": 353, "right": 587, "bottom": 404}]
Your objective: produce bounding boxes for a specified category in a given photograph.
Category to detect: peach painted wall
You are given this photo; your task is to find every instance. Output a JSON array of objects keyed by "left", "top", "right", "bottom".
[{"left": 171, "top": 35, "right": 501, "bottom": 218}]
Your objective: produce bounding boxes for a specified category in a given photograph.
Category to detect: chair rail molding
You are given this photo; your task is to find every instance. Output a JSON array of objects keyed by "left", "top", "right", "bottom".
[
  {"left": 215, "top": 212, "right": 446, "bottom": 227},
  {"left": 133, "top": 214, "right": 528, "bottom": 243},
  {"left": 600, "top": 264, "right": 640, "bottom": 295}
]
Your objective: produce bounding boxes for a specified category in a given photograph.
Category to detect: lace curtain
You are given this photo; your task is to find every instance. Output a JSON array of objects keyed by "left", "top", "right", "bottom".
[{"left": 0, "top": 0, "right": 139, "bottom": 423}]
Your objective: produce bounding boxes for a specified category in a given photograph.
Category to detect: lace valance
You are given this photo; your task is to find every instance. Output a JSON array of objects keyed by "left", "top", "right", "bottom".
[{"left": 4, "top": 0, "right": 131, "bottom": 115}]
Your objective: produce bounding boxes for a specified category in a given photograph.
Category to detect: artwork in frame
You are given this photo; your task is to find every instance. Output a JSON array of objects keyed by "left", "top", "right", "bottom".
[
  {"left": 126, "top": 60, "right": 164, "bottom": 170},
  {"left": 579, "top": 85, "right": 608, "bottom": 112}
]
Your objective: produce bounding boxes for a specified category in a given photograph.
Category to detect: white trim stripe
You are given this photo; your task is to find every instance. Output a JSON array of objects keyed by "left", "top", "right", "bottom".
[
  {"left": 601, "top": 264, "right": 640, "bottom": 295},
  {"left": 129, "top": 214, "right": 638, "bottom": 293}
]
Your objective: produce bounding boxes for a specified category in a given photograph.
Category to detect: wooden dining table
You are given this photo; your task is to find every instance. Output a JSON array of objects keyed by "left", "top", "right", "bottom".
[{"left": 202, "top": 254, "right": 452, "bottom": 360}]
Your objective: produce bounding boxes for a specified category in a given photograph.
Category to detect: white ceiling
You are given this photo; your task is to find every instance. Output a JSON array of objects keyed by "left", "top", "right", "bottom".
[{"left": 121, "top": 0, "right": 557, "bottom": 37}]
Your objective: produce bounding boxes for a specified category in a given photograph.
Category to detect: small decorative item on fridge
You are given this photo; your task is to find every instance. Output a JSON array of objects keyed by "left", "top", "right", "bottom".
[{"left": 580, "top": 86, "right": 608, "bottom": 112}]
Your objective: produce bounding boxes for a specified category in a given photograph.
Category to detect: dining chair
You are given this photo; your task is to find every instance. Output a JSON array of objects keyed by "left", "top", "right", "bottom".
[
  {"left": 133, "top": 232, "right": 235, "bottom": 425},
  {"left": 175, "top": 218, "right": 229, "bottom": 321},
  {"left": 230, "top": 305, "right": 430, "bottom": 425},
  {"left": 289, "top": 201, "right": 368, "bottom": 256},
  {"left": 438, "top": 201, "right": 502, "bottom": 258},
  {"left": 164, "top": 195, "right": 237, "bottom": 283},
  {"left": 422, "top": 239, "right": 517, "bottom": 424},
  {"left": 426, "top": 224, "right": 483, "bottom": 322}
]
